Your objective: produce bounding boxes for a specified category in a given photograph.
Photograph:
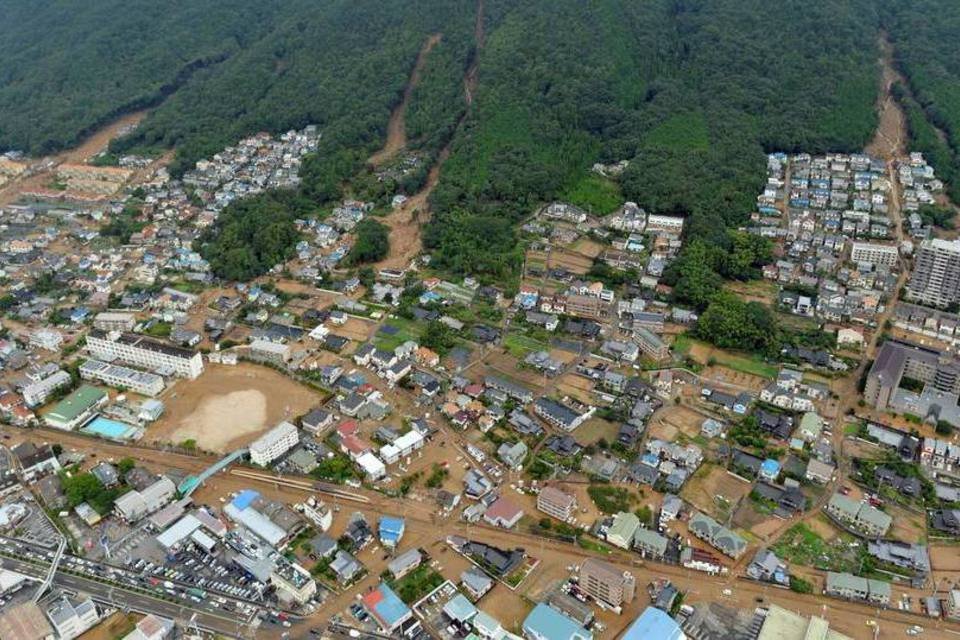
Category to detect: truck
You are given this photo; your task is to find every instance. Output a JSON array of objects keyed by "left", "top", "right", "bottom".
[{"left": 187, "top": 588, "right": 207, "bottom": 601}]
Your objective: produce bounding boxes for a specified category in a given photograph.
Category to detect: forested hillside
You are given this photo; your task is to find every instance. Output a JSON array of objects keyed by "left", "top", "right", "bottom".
[
  {"left": 5, "top": 0, "right": 958, "bottom": 285},
  {"left": 0, "top": 0, "right": 281, "bottom": 154},
  {"left": 884, "top": 0, "right": 960, "bottom": 202},
  {"left": 426, "top": 0, "right": 881, "bottom": 280},
  {"left": 116, "top": 0, "right": 477, "bottom": 181}
]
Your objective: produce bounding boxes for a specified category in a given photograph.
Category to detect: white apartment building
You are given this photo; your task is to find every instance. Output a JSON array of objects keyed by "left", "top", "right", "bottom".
[
  {"left": 850, "top": 241, "right": 899, "bottom": 267},
  {"left": 249, "top": 339, "right": 292, "bottom": 365},
  {"left": 80, "top": 359, "right": 165, "bottom": 396},
  {"left": 21, "top": 370, "right": 71, "bottom": 407},
  {"left": 30, "top": 328, "right": 63, "bottom": 352},
  {"left": 87, "top": 330, "right": 204, "bottom": 379},
  {"left": 93, "top": 311, "right": 137, "bottom": 332},
  {"left": 645, "top": 214, "right": 684, "bottom": 235},
  {"left": 249, "top": 421, "right": 299, "bottom": 466}
]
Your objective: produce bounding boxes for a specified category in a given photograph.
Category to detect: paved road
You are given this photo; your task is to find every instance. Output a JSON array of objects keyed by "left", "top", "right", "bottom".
[{"left": 4, "top": 555, "right": 255, "bottom": 637}]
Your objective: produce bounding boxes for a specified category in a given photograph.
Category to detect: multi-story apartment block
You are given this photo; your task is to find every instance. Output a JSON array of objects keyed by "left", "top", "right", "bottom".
[
  {"left": 21, "top": 370, "right": 71, "bottom": 407},
  {"left": 79, "top": 359, "right": 165, "bottom": 396},
  {"left": 579, "top": 558, "right": 635, "bottom": 608},
  {"left": 537, "top": 486, "right": 577, "bottom": 521},
  {"left": 864, "top": 340, "right": 960, "bottom": 410},
  {"left": 906, "top": 238, "right": 960, "bottom": 308},
  {"left": 850, "top": 241, "right": 899, "bottom": 267},
  {"left": 249, "top": 421, "right": 299, "bottom": 466},
  {"left": 87, "top": 330, "right": 203, "bottom": 379},
  {"left": 93, "top": 312, "right": 137, "bottom": 332}
]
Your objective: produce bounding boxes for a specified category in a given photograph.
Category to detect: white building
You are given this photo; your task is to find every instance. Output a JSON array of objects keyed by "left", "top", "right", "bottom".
[
  {"left": 357, "top": 452, "right": 386, "bottom": 480},
  {"left": 907, "top": 238, "right": 960, "bottom": 308},
  {"left": 21, "top": 370, "right": 71, "bottom": 407},
  {"left": 93, "top": 312, "right": 137, "bottom": 332},
  {"left": 122, "top": 614, "right": 175, "bottom": 640},
  {"left": 836, "top": 328, "right": 865, "bottom": 348},
  {"left": 380, "top": 430, "right": 425, "bottom": 464},
  {"left": 249, "top": 421, "right": 299, "bottom": 466},
  {"left": 272, "top": 559, "right": 317, "bottom": 605},
  {"left": 30, "top": 328, "right": 63, "bottom": 352},
  {"left": 249, "top": 339, "right": 292, "bottom": 365},
  {"left": 850, "top": 241, "right": 899, "bottom": 267},
  {"left": 645, "top": 214, "right": 684, "bottom": 235},
  {"left": 45, "top": 594, "right": 99, "bottom": 640},
  {"left": 79, "top": 359, "right": 165, "bottom": 396},
  {"left": 114, "top": 476, "right": 176, "bottom": 522},
  {"left": 87, "top": 330, "right": 204, "bottom": 379}
]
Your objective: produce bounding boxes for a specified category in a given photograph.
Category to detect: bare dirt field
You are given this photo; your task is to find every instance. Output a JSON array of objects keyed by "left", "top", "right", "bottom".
[
  {"left": 651, "top": 404, "right": 706, "bottom": 439},
  {"left": 807, "top": 513, "right": 842, "bottom": 541},
  {"left": 886, "top": 504, "right": 927, "bottom": 544},
  {"left": 573, "top": 418, "right": 620, "bottom": 444},
  {"left": 724, "top": 280, "right": 779, "bottom": 305},
  {"left": 569, "top": 238, "right": 604, "bottom": 258},
  {"left": 648, "top": 420, "right": 678, "bottom": 441},
  {"left": 337, "top": 317, "right": 377, "bottom": 342},
  {"left": 150, "top": 363, "right": 322, "bottom": 452},
  {"left": 480, "top": 352, "right": 551, "bottom": 390},
  {"left": 700, "top": 365, "right": 769, "bottom": 392},
  {"left": 531, "top": 248, "right": 593, "bottom": 275},
  {"left": 681, "top": 464, "right": 752, "bottom": 520},
  {"left": 750, "top": 516, "right": 786, "bottom": 540},
  {"left": 548, "top": 348, "right": 579, "bottom": 365},
  {"left": 930, "top": 544, "right": 960, "bottom": 571},
  {"left": 553, "top": 372, "right": 595, "bottom": 404},
  {"left": 731, "top": 499, "right": 781, "bottom": 538},
  {"left": 78, "top": 613, "right": 139, "bottom": 640}
]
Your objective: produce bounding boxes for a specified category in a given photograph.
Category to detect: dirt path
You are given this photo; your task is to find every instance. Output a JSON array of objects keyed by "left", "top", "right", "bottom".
[
  {"left": 368, "top": 34, "right": 442, "bottom": 167},
  {"left": 373, "top": 0, "right": 485, "bottom": 270},
  {"left": 464, "top": 0, "right": 485, "bottom": 105},
  {"left": 59, "top": 110, "right": 148, "bottom": 165},
  {"left": 865, "top": 32, "right": 907, "bottom": 160}
]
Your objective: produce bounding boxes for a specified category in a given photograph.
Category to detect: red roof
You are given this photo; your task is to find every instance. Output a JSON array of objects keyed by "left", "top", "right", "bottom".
[
  {"left": 342, "top": 434, "right": 369, "bottom": 455},
  {"left": 484, "top": 497, "right": 523, "bottom": 522},
  {"left": 337, "top": 420, "right": 358, "bottom": 436},
  {"left": 362, "top": 589, "right": 384, "bottom": 608},
  {"left": 464, "top": 384, "right": 484, "bottom": 397},
  {"left": 0, "top": 392, "right": 20, "bottom": 409}
]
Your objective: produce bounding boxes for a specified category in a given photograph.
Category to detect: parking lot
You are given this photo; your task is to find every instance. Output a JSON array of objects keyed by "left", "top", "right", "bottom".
[
  {"left": 121, "top": 533, "right": 266, "bottom": 604},
  {"left": 0, "top": 492, "right": 60, "bottom": 548},
  {"left": 413, "top": 580, "right": 465, "bottom": 640}
]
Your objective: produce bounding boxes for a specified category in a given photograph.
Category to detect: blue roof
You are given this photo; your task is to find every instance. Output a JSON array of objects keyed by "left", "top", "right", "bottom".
[
  {"left": 442, "top": 594, "right": 477, "bottom": 622},
  {"left": 621, "top": 607, "right": 684, "bottom": 640},
  {"left": 760, "top": 459, "right": 781, "bottom": 475},
  {"left": 231, "top": 489, "right": 259, "bottom": 511},
  {"left": 379, "top": 516, "right": 405, "bottom": 544},
  {"left": 365, "top": 583, "right": 410, "bottom": 627},
  {"left": 522, "top": 603, "right": 592, "bottom": 640}
]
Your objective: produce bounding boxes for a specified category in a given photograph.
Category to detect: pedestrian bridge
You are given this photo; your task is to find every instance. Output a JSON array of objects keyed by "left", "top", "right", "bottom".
[{"left": 178, "top": 448, "right": 248, "bottom": 497}]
